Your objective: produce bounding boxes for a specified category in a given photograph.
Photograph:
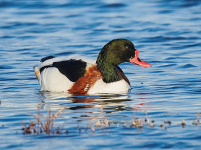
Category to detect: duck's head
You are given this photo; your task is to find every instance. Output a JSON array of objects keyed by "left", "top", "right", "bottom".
[{"left": 97, "top": 39, "right": 152, "bottom": 67}]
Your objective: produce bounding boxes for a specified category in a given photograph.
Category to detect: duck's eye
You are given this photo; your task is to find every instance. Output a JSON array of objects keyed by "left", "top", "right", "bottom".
[{"left": 125, "top": 45, "right": 130, "bottom": 49}]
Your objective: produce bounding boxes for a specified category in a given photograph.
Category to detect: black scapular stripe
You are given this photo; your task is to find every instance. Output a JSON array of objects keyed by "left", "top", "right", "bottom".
[
  {"left": 40, "top": 59, "right": 87, "bottom": 82},
  {"left": 40, "top": 56, "right": 55, "bottom": 62}
]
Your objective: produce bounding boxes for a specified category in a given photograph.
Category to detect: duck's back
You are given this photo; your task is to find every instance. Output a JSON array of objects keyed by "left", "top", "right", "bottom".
[{"left": 35, "top": 56, "right": 88, "bottom": 92}]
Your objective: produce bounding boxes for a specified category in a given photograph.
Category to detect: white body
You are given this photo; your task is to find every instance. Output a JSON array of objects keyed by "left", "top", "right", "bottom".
[
  {"left": 34, "top": 56, "right": 131, "bottom": 94},
  {"left": 39, "top": 67, "right": 74, "bottom": 92}
]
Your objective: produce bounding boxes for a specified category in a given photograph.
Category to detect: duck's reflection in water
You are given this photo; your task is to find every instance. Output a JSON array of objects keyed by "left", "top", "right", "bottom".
[
  {"left": 37, "top": 92, "right": 133, "bottom": 111},
  {"left": 38, "top": 92, "right": 152, "bottom": 112}
]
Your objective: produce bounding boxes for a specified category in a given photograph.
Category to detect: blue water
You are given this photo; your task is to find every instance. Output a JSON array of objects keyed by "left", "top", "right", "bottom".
[{"left": 1, "top": 0, "right": 201, "bottom": 149}]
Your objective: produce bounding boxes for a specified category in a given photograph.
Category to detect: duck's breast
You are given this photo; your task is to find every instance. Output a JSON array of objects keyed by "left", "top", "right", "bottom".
[{"left": 88, "top": 79, "right": 131, "bottom": 94}]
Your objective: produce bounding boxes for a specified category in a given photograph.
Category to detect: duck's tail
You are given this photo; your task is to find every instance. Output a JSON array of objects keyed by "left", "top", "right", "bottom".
[{"left": 33, "top": 65, "right": 40, "bottom": 80}]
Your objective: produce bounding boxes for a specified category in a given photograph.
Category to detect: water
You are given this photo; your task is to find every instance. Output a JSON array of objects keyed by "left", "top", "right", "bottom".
[{"left": 0, "top": 0, "right": 201, "bottom": 149}]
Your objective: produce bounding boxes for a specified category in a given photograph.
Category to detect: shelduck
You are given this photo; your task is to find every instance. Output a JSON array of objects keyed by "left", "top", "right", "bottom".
[{"left": 34, "top": 39, "right": 152, "bottom": 94}]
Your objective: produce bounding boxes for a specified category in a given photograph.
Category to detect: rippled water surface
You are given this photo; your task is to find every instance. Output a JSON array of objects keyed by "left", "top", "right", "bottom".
[{"left": 1, "top": 0, "right": 201, "bottom": 149}]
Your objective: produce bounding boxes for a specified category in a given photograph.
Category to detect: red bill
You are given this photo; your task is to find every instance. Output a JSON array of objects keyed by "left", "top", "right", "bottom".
[{"left": 129, "top": 50, "right": 152, "bottom": 68}]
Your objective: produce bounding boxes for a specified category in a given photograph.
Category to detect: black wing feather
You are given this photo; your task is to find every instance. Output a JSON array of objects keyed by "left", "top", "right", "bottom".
[{"left": 40, "top": 59, "right": 87, "bottom": 82}]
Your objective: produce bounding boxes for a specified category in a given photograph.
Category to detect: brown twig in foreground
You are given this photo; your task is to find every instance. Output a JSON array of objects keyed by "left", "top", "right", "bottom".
[{"left": 21, "top": 108, "right": 65, "bottom": 134}]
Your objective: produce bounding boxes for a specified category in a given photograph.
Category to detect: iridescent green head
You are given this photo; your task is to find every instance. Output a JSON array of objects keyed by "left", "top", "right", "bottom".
[{"left": 96, "top": 39, "right": 136, "bottom": 66}]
